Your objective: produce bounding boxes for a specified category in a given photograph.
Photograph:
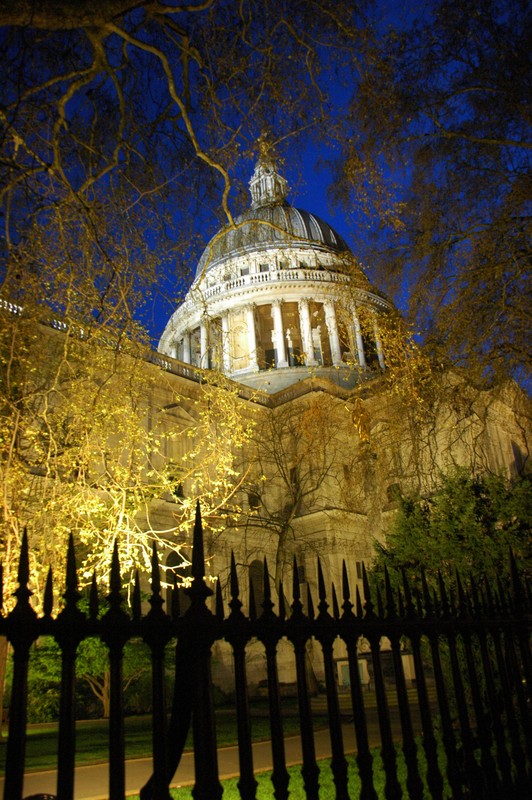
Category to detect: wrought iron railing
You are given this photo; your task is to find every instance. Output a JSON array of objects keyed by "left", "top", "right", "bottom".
[{"left": 0, "top": 505, "right": 531, "bottom": 799}]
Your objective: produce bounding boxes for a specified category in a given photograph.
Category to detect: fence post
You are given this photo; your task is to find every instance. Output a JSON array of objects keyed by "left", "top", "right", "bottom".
[
  {"left": 3, "top": 530, "right": 38, "bottom": 800},
  {"left": 256, "top": 559, "right": 290, "bottom": 800},
  {"left": 54, "top": 535, "right": 85, "bottom": 800},
  {"left": 383, "top": 567, "right": 424, "bottom": 799},
  {"left": 315, "top": 559, "right": 349, "bottom": 800},
  {"left": 225, "top": 552, "right": 257, "bottom": 800},
  {"left": 362, "top": 566, "right": 402, "bottom": 799},
  {"left": 100, "top": 542, "right": 130, "bottom": 800},
  {"left": 185, "top": 502, "right": 223, "bottom": 800},
  {"left": 140, "top": 545, "right": 173, "bottom": 800},
  {"left": 401, "top": 572, "right": 444, "bottom": 800},
  {"left": 287, "top": 556, "right": 320, "bottom": 800},
  {"left": 339, "top": 565, "right": 377, "bottom": 800}
]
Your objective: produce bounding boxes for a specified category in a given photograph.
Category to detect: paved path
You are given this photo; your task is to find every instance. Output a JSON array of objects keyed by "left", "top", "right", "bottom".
[
  {"left": 2, "top": 709, "right": 417, "bottom": 799},
  {"left": 6, "top": 727, "right": 344, "bottom": 799}
]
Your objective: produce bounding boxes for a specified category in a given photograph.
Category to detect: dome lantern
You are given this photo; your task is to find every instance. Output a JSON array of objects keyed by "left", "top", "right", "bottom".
[{"left": 249, "top": 153, "right": 289, "bottom": 210}]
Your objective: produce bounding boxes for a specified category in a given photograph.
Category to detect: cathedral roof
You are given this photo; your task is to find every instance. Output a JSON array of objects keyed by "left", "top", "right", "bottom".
[{"left": 194, "top": 157, "right": 350, "bottom": 280}]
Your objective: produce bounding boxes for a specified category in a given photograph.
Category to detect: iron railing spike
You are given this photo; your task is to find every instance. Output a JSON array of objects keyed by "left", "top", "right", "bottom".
[
  {"left": 151, "top": 541, "right": 161, "bottom": 596},
  {"left": 342, "top": 560, "right": 350, "bottom": 601},
  {"left": 483, "top": 576, "right": 495, "bottom": 615},
  {"left": 132, "top": 571, "right": 141, "bottom": 622},
  {"left": 415, "top": 588, "right": 424, "bottom": 618},
  {"left": 331, "top": 582, "right": 340, "bottom": 619},
  {"left": 279, "top": 581, "right": 286, "bottom": 620},
  {"left": 401, "top": 568, "right": 415, "bottom": 618},
  {"left": 19, "top": 528, "right": 30, "bottom": 583},
  {"left": 261, "top": 557, "right": 275, "bottom": 616},
  {"left": 355, "top": 585, "right": 363, "bottom": 617},
  {"left": 469, "top": 573, "right": 481, "bottom": 617},
  {"left": 361, "top": 561, "right": 370, "bottom": 600},
  {"left": 361, "top": 562, "right": 375, "bottom": 618},
  {"left": 397, "top": 587, "right": 405, "bottom": 617},
  {"left": 376, "top": 585, "right": 384, "bottom": 618},
  {"left": 307, "top": 583, "right": 314, "bottom": 620},
  {"left": 449, "top": 586, "right": 457, "bottom": 615},
  {"left": 230, "top": 551, "right": 239, "bottom": 599},
  {"left": 187, "top": 502, "right": 213, "bottom": 607},
  {"left": 384, "top": 564, "right": 396, "bottom": 618},
  {"left": 316, "top": 559, "right": 329, "bottom": 616},
  {"left": 89, "top": 572, "right": 99, "bottom": 619},
  {"left": 191, "top": 500, "right": 205, "bottom": 580},
  {"left": 317, "top": 558, "right": 326, "bottom": 601},
  {"left": 43, "top": 567, "right": 54, "bottom": 617},
  {"left": 110, "top": 539, "right": 122, "bottom": 596},
  {"left": 263, "top": 557, "right": 271, "bottom": 601},
  {"left": 249, "top": 574, "right": 257, "bottom": 620},
  {"left": 215, "top": 580, "right": 224, "bottom": 620},
  {"left": 1, "top": 531, "right": 530, "bottom": 800},
  {"left": 421, "top": 570, "right": 433, "bottom": 617},
  {"left": 509, "top": 547, "right": 524, "bottom": 612},
  {"left": 292, "top": 555, "right": 301, "bottom": 602},
  {"left": 11, "top": 528, "right": 35, "bottom": 617},
  {"left": 496, "top": 575, "right": 508, "bottom": 615},
  {"left": 437, "top": 571, "right": 450, "bottom": 617}
]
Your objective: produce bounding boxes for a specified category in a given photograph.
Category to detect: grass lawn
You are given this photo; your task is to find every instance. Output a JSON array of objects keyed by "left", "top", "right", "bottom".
[
  {"left": 127, "top": 760, "right": 387, "bottom": 799},
  {"left": 1, "top": 704, "right": 454, "bottom": 799},
  {"left": 0, "top": 701, "right": 329, "bottom": 773},
  {"left": 125, "top": 751, "right": 443, "bottom": 799}
]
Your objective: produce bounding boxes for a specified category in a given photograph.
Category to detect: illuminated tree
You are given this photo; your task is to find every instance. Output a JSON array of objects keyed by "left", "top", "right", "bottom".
[
  {"left": 0, "top": 319, "right": 255, "bottom": 593},
  {"left": 238, "top": 393, "right": 364, "bottom": 589},
  {"left": 0, "top": 307, "right": 256, "bottom": 727}
]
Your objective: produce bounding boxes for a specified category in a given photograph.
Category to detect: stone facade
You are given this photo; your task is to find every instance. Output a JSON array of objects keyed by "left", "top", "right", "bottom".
[
  {"left": 148, "top": 352, "right": 529, "bottom": 693},
  {"left": 153, "top": 157, "right": 530, "bottom": 692}
]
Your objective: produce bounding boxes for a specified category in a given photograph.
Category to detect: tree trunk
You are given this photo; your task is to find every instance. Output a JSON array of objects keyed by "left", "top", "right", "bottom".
[{"left": 101, "top": 669, "right": 111, "bottom": 718}]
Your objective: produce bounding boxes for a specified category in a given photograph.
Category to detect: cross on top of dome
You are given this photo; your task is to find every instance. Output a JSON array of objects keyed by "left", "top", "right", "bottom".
[{"left": 249, "top": 137, "right": 289, "bottom": 210}]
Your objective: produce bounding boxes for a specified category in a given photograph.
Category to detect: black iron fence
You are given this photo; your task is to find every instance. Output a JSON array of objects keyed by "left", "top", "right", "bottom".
[{"left": 1, "top": 504, "right": 531, "bottom": 800}]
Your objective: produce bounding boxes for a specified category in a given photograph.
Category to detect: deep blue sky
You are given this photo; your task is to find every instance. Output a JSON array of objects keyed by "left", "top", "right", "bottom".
[{"left": 146, "top": 1, "right": 423, "bottom": 346}]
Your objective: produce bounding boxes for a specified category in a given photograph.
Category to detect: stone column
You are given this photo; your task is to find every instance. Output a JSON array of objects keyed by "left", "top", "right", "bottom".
[
  {"left": 323, "top": 300, "right": 343, "bottom": 366},
  {"left": 271, "top": 299, "right": 288, "bottom": 367},
  {"left": 245, "top": 304, "right": 259, "bottom": 371},
  {"left": 200, "top": 318, "right": 209, "bottom": 368},
  {"left": 352, "top": 307, "right": 366, "bottom": 368},
  {"left": 221, "top": 312, "right": 232, "bottom": 374},
  {"left": 373, "top": 318, "right": 385, "bottom": 369},
  {"left": 298, "top": 298, "right": 317, "bottom": 366},
  {"left": 182, "top": 330, "right": 191, "bottom": 363}
]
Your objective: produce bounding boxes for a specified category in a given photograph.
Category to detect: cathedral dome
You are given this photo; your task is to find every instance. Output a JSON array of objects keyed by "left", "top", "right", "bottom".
[
  {"left": 195, "top": 204, "right": 350, "bottom": 280},
  {"left": 160, "top": 153, "right": 391, "bottom": 393}
]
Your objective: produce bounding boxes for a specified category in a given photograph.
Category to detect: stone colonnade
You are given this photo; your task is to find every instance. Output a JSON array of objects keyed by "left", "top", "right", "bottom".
[{"left": 174, "top": 298, "right": 385, "bottom": 373}]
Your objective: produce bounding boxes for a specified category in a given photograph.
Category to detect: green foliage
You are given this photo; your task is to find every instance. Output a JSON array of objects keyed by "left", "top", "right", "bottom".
[
  {"left": 5, "top": 636, "right": 153, "bottom": 723},
  {"left": 25, "top": 637, "right": 62, "bottom": 723},
  {"left": 76, "top": 637, "right": 152, "bottom": 718},
  {"left": 373, "top": 468, "right": 531, "bottom": 592}
]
